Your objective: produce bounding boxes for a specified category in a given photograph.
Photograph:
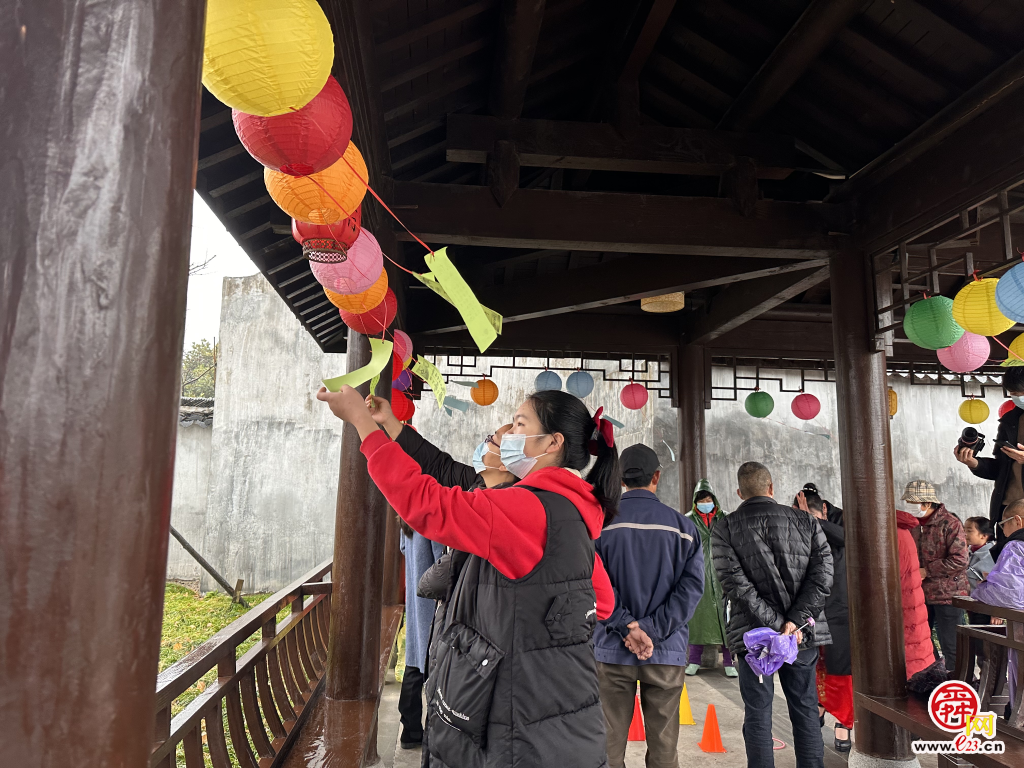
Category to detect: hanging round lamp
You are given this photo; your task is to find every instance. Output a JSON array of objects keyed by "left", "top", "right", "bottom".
[
  {"left": 232, "top": 76, "right": 352, "bottom": 176},
  {"left": 292, "top": 206, "right": 361, "bottom": 248},
  {"left": 340, "top": 288, "right": 397, "bottom": 335},
  {"left": 203, "top": 0, "right": 335, "bottom": 116},
  {"left": 937, "top": 331, "right": 990, "bottom": 373},
  {"left": 745, "top": 390, "right": 774, "bottom": 418},
  {"left": 309, "top": 228, "right": 383, "bottom": 296},
  {"left": 620, "top": 382, "right": 649, "bottom": 410},
  {"left": 265, "top": 142, "right": 367, "bottom": 224},
  {"left": 535, "top": 370, "right": 562, "bottom": 391},
  {"left": 888, "top": 387, "right": 898, "bottom": 418},
  {"left": 1001, "top": 333, "right": 1024, "bottom": 367},
  {"left": 324, "top": 268, "right": 388, "bottom": 313},
  {"left": 393, "top": 330, "right": 414, "bottom": 365},
  {"left": 566, "top": 370, "right": 595, "bottom": 398},
  {"left": 952, "top": 279, "right": 1015, "bottom": 336},
  {"left": 999, "top": 400, "right": 1016, "bottom": 418},
  {"left": 903, "top": 296, "right": 964, "bottom": 350},
  {"left": 640, "top": 292, "right": 686, "bottom": 313},
  {"left": 996, "top": 262, "right": 1024, "bottom": 323},
  {"left": 393, "top": 370, "right": 412, "bottom": 392},
  {"left": 791, "top": 393, "right": 820, "bottom": 420},
  {"left": 959, "top": 398, "right": 990, "bottom": 424},
  {"left": 472, "top": 379, "right": 499, "bottom": 406},
  {"left": 392, "top": 391, "right": 415, "bottom": 422}
]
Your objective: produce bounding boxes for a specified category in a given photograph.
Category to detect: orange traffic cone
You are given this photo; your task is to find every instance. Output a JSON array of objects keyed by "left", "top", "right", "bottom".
[
  {"left": 627, "top": 690, "right": 646, "bottom": 741},
  {"left": 698, "top": 704, "right": 726, "bottom": 753}
]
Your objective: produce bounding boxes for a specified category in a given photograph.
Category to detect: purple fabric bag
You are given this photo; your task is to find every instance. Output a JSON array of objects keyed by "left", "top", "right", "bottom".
[{"left": 742, "top": 627, "right": 799, "bottom": 678}]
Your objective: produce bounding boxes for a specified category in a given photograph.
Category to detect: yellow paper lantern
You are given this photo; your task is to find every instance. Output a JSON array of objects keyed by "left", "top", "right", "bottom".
[
  {"left": 265, "top": 143, "right": 368, "bottom": 224},
  {"left": 1001, "top": 332, "right": 1024, "bottom": 367},
  {"left": 888, "top": 387, "right": 897, "bottom": 417},
  {"left": 472, "top": 379, "right": 499, "bottom": 406},
  {"left": 325, "top": 268, "right": 388, "bottom": 313},
  {"left": 203, "top": 0, "right": 334, "bottom": 116},
  {"left": 958, "top": 398, "right": 990, "bottom": 424},
  {"left": 951, "top": 279, "right": 1015, "bottom": 336},
  {"left": 641, "top": 292, "right": 686, "bottom": 313}
]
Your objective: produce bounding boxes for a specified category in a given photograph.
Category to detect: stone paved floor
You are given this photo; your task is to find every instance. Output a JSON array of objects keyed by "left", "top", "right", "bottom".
[{"left": 376, "top": 664, "right": 939, "bottom": 767}]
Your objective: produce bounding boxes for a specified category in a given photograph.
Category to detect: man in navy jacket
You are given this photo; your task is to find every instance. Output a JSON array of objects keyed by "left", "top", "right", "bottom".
[{"left": 596, "top": 444, "right": 704, "bottom": 768}]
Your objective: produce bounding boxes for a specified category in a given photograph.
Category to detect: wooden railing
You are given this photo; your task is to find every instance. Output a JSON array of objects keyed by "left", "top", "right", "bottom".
[{"left": 151, "top": 560, "right": 334, "bottom": 768}]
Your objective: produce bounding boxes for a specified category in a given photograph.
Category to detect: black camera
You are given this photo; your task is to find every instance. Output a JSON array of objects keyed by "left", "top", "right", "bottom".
[{"left": 958, "top": 427, "right": 986, "bottom": 456}]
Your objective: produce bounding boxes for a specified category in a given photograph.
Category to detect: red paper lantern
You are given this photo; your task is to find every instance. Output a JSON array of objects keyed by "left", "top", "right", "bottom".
[
  {"left": 391, "top": 351, "right": 405, "bottom": 381},
  {"left": 392, "top": 391, "right": 415, "bottom": 422},
  {"left": 340, "top": 288, "right": 397, "bottom": 335},
  {"left": 233, "top": 76, "right": 353, "bottom": 176},
  {"left": 999, "top": 399, "right": 1016, "bottom": 418},
  {"left": 620, "top": 382, "right": 648, "bottom": 410},
  {"left": 791, "top": 392, "right": 821, "bottom": 420},
  {"left": 292, "top": 206, "right": 361, "bottom": 248}
]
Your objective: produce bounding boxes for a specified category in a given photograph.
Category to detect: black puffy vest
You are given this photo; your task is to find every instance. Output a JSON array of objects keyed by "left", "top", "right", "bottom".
[{"left": 425, "top": 488, "right": 607, "bottom": 768}]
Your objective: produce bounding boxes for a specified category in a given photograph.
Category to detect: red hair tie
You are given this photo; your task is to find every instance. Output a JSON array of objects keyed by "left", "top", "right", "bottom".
[{"left": 589, "top": 406, "right": 615, "bottom": 456}]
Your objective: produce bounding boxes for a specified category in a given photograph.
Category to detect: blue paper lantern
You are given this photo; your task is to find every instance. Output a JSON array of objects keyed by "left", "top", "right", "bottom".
[
  {"left": 566, "top": 370, "right": 595, "bottom": 398},
  {"left": 996, "top": 262, "right": 1024, "bottom": 323},
  {"left": 535, "top": 370, "right": 562, "bottom": 391}
]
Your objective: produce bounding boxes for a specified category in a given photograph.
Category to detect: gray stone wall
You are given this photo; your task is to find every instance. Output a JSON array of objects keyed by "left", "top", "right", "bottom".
[
  {"left": 166, "top": 422, "right": 212, "bottom": 582},
  {"left": 168, "top": 273, "right": 1003, "bottom": 592}
]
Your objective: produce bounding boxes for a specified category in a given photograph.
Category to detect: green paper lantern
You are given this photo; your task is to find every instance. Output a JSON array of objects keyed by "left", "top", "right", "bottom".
[
  {"left": 903, "top": 296, "right": 964, "bottom": 350},
  {"left": 745, "top": 390, "right": 774, "bottom": 418}
]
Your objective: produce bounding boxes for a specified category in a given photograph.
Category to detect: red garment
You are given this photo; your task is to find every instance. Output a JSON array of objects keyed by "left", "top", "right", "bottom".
[
  {"left": 816, "top": 651, "right": 854, "bottom": 730},
  {"left": 896, "top": 511, "right": 937, "bottom": 677},
  {"left": 698, "top": 510, "right": 715, "bottom": 529},
  {"left": 361, "top": 430, "right": 614, "bottom": 619}
]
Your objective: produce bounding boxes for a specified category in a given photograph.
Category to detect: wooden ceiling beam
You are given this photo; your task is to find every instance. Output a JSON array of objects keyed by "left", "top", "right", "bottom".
[
  {"left": 490, "top": 0, "right": 547, "bottom": 119},
  {"left": 446, "top": 114, "right": 801, "bottom": 178},
  {"left": 392, "top": 180, "right": 844, "bottom": 258},
  {"left": 717, "top": 0, "right": 866, "bottom": 131},
  {"left": 409, "top": 256, "right": 829, "bottom": 333},
  {"left": 618, "top": 0, "right": 677, "bottom": 83},
  {"left": 830, "top": 48, "right": 1024, "bottom": 204},
  {"left": 413, "top": 312, "right": 681, "bottom": 355},
  {"left": 853, "top": 85, "right": 1024, "bottom": 256},
  {"left": 684, "top": 266, "right": 831, "bottom": 345}
]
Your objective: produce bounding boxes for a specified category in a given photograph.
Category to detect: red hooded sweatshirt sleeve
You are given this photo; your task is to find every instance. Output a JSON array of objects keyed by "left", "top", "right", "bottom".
[{"left": 361, "top": 430, "right": 613, "bottom": 618}]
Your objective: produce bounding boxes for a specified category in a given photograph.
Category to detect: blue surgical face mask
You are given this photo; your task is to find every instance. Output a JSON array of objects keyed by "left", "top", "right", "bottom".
[
  {"left": 500, "top": 433, "right": 549, "bottom": 478},
  {"left": 472, "top": 441, "right": 489, "bottom": 473},
  {"left": 1012, "top": 395, "right": 1024, "bottom": 409},
  {"left": 696, "top": 501, "right": 715, "bottom": 514}
]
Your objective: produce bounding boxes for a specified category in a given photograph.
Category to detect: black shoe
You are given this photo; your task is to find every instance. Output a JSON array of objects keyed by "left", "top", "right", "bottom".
[
  {"left": 400, "top": 739, "right": 422, "bottom": 750},
  {"left": 834, "top": 725, "right": 852, "bottom": 752}
]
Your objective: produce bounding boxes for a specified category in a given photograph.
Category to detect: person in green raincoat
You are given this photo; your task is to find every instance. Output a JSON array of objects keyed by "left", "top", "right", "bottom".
[{"left": 684, "top": 479, "right": 737, "bottom": 677}]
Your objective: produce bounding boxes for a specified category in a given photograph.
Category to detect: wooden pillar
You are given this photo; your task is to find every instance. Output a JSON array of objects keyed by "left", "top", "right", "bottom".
[
  {"left": 831, "top": 250, "right": 913, "bottom": 761},
  {"left": 382, "top": 505, "right": 403, "bottom": 607},
  {"left": 0, "top": 3, "right": 206, "bottom": 766},
  {"left": 325, "top": 332, "right": 389, "bottom": 701},
  {"left": 676, "top": 344, "right": 707, "bottom": 504}
]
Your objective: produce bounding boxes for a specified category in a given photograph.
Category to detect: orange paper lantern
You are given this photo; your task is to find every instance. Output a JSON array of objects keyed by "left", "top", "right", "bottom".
[
  {"left": 472, "top": 379, "right": 499, "bottom": 406},
  {"left": 265, "top": 142, "right": 367, "bottom": 224},
  {"left": 324, "top": 268, "right": 388, "bottom": 313}
]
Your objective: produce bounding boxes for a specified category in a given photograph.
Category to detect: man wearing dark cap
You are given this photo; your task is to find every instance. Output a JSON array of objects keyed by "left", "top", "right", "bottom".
[{"left": 595, "top": 444, "right": 704, "bottom": 768}]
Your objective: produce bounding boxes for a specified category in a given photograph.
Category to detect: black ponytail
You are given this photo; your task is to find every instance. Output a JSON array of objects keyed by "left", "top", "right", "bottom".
[{"left": 527, "top": 390, "right": 621, "bottom": 525}]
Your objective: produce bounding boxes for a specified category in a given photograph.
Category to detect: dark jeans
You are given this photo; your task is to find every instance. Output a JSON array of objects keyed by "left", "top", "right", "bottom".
[
  {"left": 927, "top": 604, "right": 965, "bottom": 672},
  {"left": 398, "top": 665, "right": 425, "bottom": 744},
  {"left": 737, "top": 647, "right": 823, "bottom": 768}
]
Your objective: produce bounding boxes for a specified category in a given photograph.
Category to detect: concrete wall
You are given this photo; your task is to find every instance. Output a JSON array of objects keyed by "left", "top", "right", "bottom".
[
  {"left": 197, "top": 274, "right": 347, "bottom": 593},
  {"left": 166, "top": 422, "right": 212, "bottom": 582},
  {"left": 168, "top": 274, "right": 1003, "bottom": 592}
]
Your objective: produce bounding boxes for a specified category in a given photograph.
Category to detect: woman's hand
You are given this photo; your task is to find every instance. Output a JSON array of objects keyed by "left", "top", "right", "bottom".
[
  {"left": 954, "top": 445, "right": 980, "bottom": 469},
  {"left": 367, "top": 395, "right": 403, "bottom": 439},
  {"left": 317, "top": 386, "right": 379, "bottom": 440},
  {"left": 1000, "top": 443, "right": 1024, "bottom": 465}
]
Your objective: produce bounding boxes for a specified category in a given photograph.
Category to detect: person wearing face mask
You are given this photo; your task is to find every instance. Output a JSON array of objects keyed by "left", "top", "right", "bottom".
[
  {"left": 683, "top": 480, "right": 735, "bottom": 678},
  {"left": 955, "top": 366, "right": 1024, "bottom": 543},
  {"left": 900, "top": 480, "right": 969, "bottom": 671},
  {"left": 318, "top": 385, "right": 619, "bottom": 768},
  {"left": 894, "top": 508, "right": 937, "bottom": 679}
]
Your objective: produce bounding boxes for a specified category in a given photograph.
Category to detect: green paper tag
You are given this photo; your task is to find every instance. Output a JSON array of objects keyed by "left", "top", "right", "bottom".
[
  {"left": 412, "top": 355, "right": 447, "bottom": 411},
  {"left": 322, "top": 338, "right": 394, "bottom": 392},
  {"left": 414, "top": 247, "right": 502, "bottom": 352}
]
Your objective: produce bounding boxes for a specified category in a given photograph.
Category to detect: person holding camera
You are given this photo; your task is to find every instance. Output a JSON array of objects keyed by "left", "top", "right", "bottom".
[
  {"left": 900, "top": 480, "right": 969, "bottom": 671},
  {"left": 954, "top": 367, "right": 1024, "bottom": 542}
]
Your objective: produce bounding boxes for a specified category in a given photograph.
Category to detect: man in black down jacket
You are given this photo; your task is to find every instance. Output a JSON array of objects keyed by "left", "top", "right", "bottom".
[{"left": 712, "top": 462, "right": 833, "bottom": 768}]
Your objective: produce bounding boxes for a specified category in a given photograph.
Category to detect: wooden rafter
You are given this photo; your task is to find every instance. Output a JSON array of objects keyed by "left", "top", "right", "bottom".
[
  {"left": 717, "top": 0, "right": 866, "bottom": 131},
  {"left": 490, "top": 0, "right": 548, "bottom": 119},
  {"left": 446, "top": 114, "right": 802, "bottom": 178}
]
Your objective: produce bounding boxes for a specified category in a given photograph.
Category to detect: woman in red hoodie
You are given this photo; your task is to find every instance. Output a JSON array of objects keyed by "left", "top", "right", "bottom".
[
  {"left": 318, "top": 385, "right": 619, "bottom": 768},
  {"left": 896, "top": 510, "right": 937, "bottom": 677}
]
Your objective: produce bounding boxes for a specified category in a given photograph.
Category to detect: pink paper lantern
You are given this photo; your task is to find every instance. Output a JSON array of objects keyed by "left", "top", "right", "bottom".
[
  {"left": 310, "top": 228, "right": 383, "bottom": 295},
  {"left": 999, "top": 400, "right": 1016, "bottom": 418},
  {"left": 791, "top": 393, "right": 821, "bottom": 420},
  {"left": 393, "top": 329, "right": 413, "bottom": 365},
  {"left": 937, "top": 331, "right": 990, "bottom": 373},
  {"left": 620, "top": 382, "right": 649, "bottom": 410},
  {"left": 393, "top": 370, "right": 412, "bottom": 391}
]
